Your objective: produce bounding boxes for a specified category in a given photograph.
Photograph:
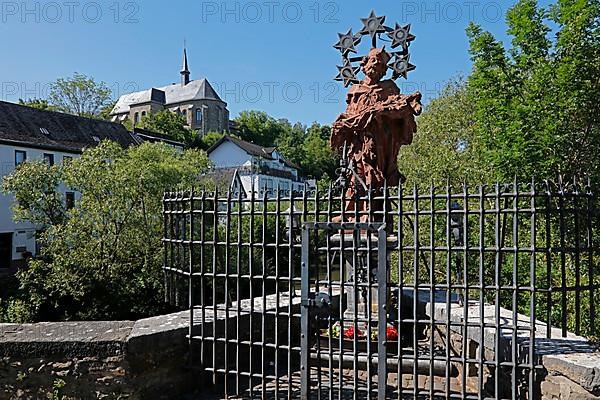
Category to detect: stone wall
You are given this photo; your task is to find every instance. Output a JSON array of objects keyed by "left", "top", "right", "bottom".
[
  {"left": 1, "top": 293, "right": 598, "bottom": 399},
  {"left": 0, "top": 314, "right": 195, "bottom": 400}
]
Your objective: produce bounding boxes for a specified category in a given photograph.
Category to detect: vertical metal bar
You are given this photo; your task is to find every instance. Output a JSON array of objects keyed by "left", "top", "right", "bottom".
[
  {"left": 428, "top": 184, "right": 435, "bottom": 400},
  {"left": 558, "top": 180, "right": 567, "bottom": 337},
  {"left": 494, "top": 183, "right": 501, "bottom": 399},
  {"left": 478, "top": 184, "right": 485, "bottom": 400},
  {"left": 586, "top": 179, "right": 595, "bottom": 335},
  {"left": 366, "top": 188, "right": 374, "bottom": 398},
  {"left": 189, "top": 190, "right": 195, "bottom": 368},
  {"left": 339, "top": 189, "right": 346, "bottom": 399},
  {"left": 529, "top": 178, "right": 537, "bottom": 400},
  {"left": 211, "top": 189, "right": 218, "bottom": 386},
  {"left": 287, "top": 189, "right": 294, "bottom": 400},
  {"left": 235, "top": 188, "right": 242, "bottom": 394},
  {"left": 162, "top": 194, "right": 168, "bottom": 304},
  {"left": 352, "top": 194, "right": 359, "bottom": 400},
  {"left": 326, "top": 184, "right": 334, "bottom": 400},
  {"left": 412, "top": 184, "right": 419, "bottom": 399},
  {"left": 444, "top": 182, "right": 452, "bottom": 400},
  {"left": 274, "top": 187, "right": 281, "bottom": 398},
  {"left": 261, "top": 190, "right": 267, "bottom": 398},
  {"left": 396, "top": 185, "right": 404, "bottom": 400},
  {"left": 248, "top": 188, "right": 255, "bottom": 396},
  {"left": 223, "top": 189, "right": 231, "bottom": 395},
  {"left": 462, "top": 183, "right": 471, "bottom": 400},
  {"left": 544, "top": 181, "right": 552, "bottom": 338},
  {"left": 300, "top": 224, "right": 311, "bottom": 400},
  {"left": 377, "top": 225, "right": 388, "bottom": 400},
  {"left": 511, "top": 179, "right": 519, "bottom": 399},
  {"left": 574, "top": 180, "right": 581, "bottom": 335},
  {"left": 200, "top": 191, "right": 207, "bottom": 383}
]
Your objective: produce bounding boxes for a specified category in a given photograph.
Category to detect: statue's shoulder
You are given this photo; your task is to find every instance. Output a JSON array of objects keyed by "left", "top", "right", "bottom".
[
  {"left": 348, "top": 83, "right": 368, "bottom": 94},
  {"left": 378, "top": 80, "right": 401, "bottom": 93}
]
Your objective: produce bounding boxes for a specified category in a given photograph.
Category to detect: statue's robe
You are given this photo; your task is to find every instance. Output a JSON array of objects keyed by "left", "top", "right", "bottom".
[{"left": 331, "top": 80, "right": 422, "bottom": 189}]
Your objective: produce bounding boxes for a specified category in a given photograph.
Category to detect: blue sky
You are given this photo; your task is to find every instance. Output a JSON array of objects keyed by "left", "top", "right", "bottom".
[{"left": 0, "top": 0, "right": 549, "bottom": 125}]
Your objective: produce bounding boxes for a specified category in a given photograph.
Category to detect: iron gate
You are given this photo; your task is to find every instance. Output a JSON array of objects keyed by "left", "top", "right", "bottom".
[{"left": 163, "top": 179, "right": 598, "bottom": 399}]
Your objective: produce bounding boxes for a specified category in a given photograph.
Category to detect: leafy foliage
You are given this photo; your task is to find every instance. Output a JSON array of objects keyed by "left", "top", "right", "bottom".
[
  {"left": 139, "top": 110, "right": 202, "bottom": 148},
  {"left": 397, "top": 77, "right": 491, "bottom": 187},
  {"left": 233, "top": 111, "right": 339, "bottom": 181},
  {"left": 48, "top": 73, "right": 113, "bottom": 117},
  {"left": 0, "top": 142, "right": 210, "bottom": 321},
  {"left": 234, "top": 111, "right": 288, "bottom": 147},
  {"left": 18, "top": 98, "right": 59, "bottom": 112},
  {"left": 200, "top": 131, "right": 225, "bottom": 150},
  {"left": 466, "top": 0, "right": 600, "bottom": 181}
]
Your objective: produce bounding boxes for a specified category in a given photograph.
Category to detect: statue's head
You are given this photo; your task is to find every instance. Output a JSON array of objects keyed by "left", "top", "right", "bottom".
[{"left": 361, "top": 47, "right": 390, "bottom": 83}]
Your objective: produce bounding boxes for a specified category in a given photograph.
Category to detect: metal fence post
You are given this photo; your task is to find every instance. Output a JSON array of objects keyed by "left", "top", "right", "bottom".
[
  {"left": 300, "top": 224, "right": 311, "bottom": 400},
  {"left": 377, "top": 224, "right": 388, "bottom": 400}
]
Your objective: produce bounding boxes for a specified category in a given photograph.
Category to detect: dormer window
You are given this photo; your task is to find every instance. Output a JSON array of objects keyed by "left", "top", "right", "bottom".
[
  {"left": 92, "top": 136, "right": 101, "bottom": 143},
  {"left": 40, "top": 127, "right": 50, "bottom": 135}
]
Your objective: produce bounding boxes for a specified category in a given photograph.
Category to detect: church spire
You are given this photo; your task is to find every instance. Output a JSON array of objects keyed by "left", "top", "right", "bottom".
[{"left": 181, "top": 45, "right": 190, "bottom": 86}]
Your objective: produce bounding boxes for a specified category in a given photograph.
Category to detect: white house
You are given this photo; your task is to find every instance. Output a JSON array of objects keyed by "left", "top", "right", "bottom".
[
  {"left": 206, "top": 135, "right": 304, "bottom": 196},
  {"left": 0, "top": 101, "right": 182, "bottom": 273}
]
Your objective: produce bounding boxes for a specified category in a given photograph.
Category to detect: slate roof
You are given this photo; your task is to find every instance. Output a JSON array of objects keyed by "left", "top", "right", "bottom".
[
  {"left": 0, "top": 101, "right": 137, "bottom": 153},
  {"left": 111, "top": 79, "right": 224, "bottom": 115},
  {"left": 132, "top": 128, "right": 184, "bottom": 148}
]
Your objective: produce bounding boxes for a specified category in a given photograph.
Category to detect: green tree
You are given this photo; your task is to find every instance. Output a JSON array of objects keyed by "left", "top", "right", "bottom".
[
  {"left": 48, "top": 73, "right": 113, "bottom": 117},
  {"left": 301, "top": 123, "right": 338, "bottom": 181},
  {"left": 1, "top": 141, "right": 210, "bottom": 321},
  {"left": 201, "top": 131, "right": 225, "bottom": 150},
  {"left": 18, "top": 98, "right": 59, "bottom": 112},
  {"left": 276, "top": 121, "right": 307, "bottom": 168},
  {"left": 234, "top": 110, "right": 289, "bottom": 147},
  {"left": 397, "top": 78, "right": 491, "bottom": 187},
  {"left": 98, "top": 100, "right": 117, "bottom": 121},
  {"left": 466, "top": 0, "right": 599, "bottom": 181},
  {"left": 140, "top": 110, "right": 201, "bottom": 148},
  {"left": 2, "top": 161, "right": 67, "bottom": 226}
]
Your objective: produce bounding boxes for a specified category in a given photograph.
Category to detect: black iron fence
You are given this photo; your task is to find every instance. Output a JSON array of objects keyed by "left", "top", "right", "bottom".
[{"left": 163, "top": 179, "right": 598, "bottom": 399}]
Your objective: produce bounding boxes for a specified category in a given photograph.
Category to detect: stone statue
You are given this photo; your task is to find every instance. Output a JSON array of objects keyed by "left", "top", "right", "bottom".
[{"left": 331, "top": 47, "right": 423, "bottom": 220}]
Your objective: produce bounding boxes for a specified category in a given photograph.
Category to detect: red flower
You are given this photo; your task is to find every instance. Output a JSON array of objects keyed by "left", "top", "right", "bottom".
[
  {"left": 344, "top": 326, "right": 363, "bottom": 339},
  {"left": 386, "top": 326, "right": 399, "bottom": 341}
]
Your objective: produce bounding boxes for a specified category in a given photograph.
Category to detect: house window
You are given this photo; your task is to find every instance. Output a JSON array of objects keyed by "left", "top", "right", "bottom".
[
  {"left": 134, "top": 112, "right": 140, "bottom": 124},
  {"left": 0, "top": 233, "right": 11, "bottom": 269},
  {"left": 43, "top": 153, "right": 54, "bottom": 166},
  {"left": 141, "top": 111, "right": 146, "bottom": 118},
  {"left": 15, "top": 150, "right": 26, "bottom": 166},
  {"left": 196, "top": 109, "right": 202, "bottom": 123},
  {"left": 65, "top": 192, "right": 75, "bottom": 210}
]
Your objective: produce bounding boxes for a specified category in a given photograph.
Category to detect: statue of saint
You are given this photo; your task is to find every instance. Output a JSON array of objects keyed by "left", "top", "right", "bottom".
[{"left": 331, "top": 47, "right": 422, "bottom": 220}]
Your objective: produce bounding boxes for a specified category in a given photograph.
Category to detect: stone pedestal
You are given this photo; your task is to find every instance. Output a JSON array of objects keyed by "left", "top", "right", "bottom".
[{"left": 330, "top": 233, "right": 396, "bottom": 328}]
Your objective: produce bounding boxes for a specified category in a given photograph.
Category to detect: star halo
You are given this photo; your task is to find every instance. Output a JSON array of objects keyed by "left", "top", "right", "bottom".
[{"left": 333, "top": 10, "right": 417, "bottom": 85}]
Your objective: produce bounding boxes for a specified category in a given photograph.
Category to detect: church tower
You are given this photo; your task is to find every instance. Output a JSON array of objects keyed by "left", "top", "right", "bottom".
[{"left": 181, "top": 47, "right": 191, "bottom": 86}]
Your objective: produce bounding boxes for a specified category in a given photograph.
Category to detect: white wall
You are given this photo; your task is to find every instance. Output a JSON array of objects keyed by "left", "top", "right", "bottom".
[
  {"left": 0, "top": 144, "right": 79, "bottom": 263},
  {"left": 209, "top": 141, "right": 251, "bottom": 168},
  {"left": 209, "top": 140, "right": 304, "bottom": 197}
]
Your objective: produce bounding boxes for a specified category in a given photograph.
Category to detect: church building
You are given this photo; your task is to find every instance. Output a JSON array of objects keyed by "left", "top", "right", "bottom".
[{"left": 110, "top": 49, "right": 229, "bottom": 135}]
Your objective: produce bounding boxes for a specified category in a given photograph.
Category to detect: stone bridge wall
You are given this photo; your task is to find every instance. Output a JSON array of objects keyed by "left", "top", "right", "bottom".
[{"left": 1, "top": 296, "right": 598, "bottom": 399}]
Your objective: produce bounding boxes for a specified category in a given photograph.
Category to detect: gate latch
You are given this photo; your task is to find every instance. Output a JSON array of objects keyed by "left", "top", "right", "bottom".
[{"left": 302, "top": 292, "right": 332, "bottom": 318}]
